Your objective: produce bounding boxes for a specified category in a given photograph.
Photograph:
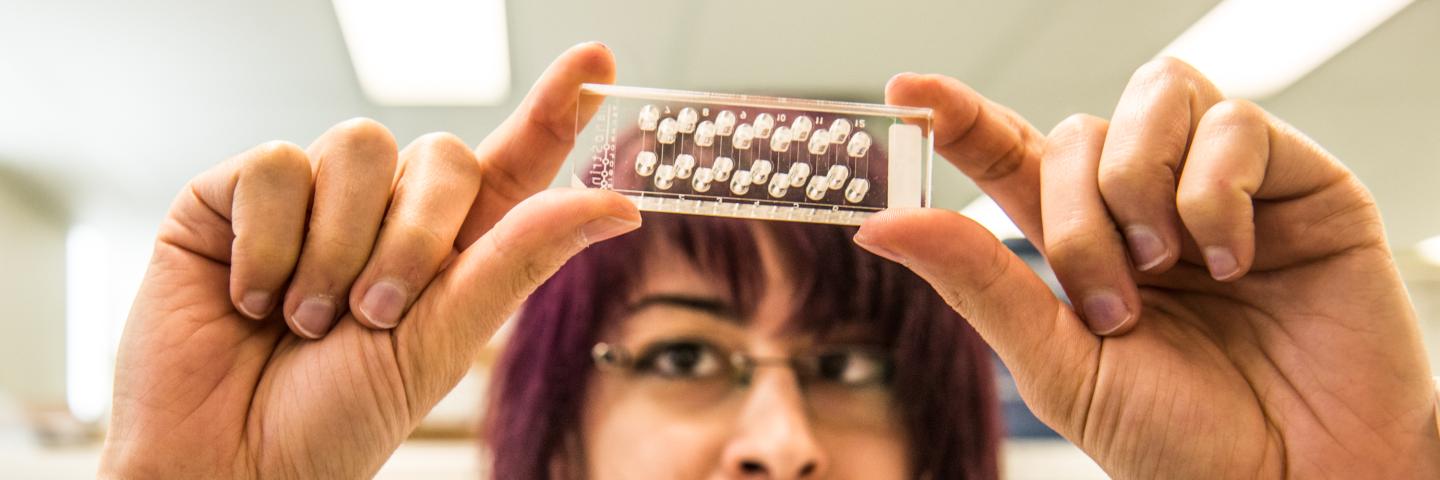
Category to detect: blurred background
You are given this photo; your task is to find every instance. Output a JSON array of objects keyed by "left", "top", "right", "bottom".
[{"left": 2, "top": 0, "right": 1438, "bottom": 478}]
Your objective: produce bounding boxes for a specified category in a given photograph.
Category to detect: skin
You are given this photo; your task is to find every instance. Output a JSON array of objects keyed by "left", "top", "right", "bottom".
[
  {"left": 100, "top": 43, "right": 641, "bottom": 478},
  {"left": 579, "top": 233, "right": 911, "bottom": 479},
  {"left": 100, "top": 40, "right": 1440, "bottom": 479},
  {"left": 853, "top": 60, "right": 1440, "bottom": 478}
]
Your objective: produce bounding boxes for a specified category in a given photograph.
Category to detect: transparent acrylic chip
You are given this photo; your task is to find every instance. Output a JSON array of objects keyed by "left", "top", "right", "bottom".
[
  {"left": 572, "top": 84, "right": 933, "bottom": 225},
  {"left": 712, "top": 156, "right": 735, "bottom": 182},
  {"left": 826, "top": 165, "right": 850, "bottom": 190},
  {"left": 638, "top": 104, "right": 661, "bottom": 131},
  {"left": 732, "top": 124, "right": 755, "bottom": 150},
  {"left": 674, "top": 154, "right": 696, "bottom": 179},
  {"left": 752, "top": 113, "right": 775, "bottom": 139},
  {"left": 676, "top": 107, "right": 699, "bottom": 134},
  {"left": 694, "top": 120, "right": 717, "bottom": 147},
  {"left": 828, "top": 118, "right": 851, "bottom": 144},
  {"left": 657, "top": 118, "right": 678, "bottom": 145},
  {"left": 807, "top": 129, "right": 831, "bottom": 156},
  {"left": 692, "top": 167, "right": 715, "bottom": 192},
  {"left": 791, "top": 115, "right": 813, "bottom": 142},
  {"left": 715, "top": 110, "right": 737, "bottom": 136},
  {"left": 768, "top": 172, "right": 790, "bottom": 198},
  {"left": 787, "top": 162, "right": 811, "bottom": 188},
  {"left": 730, "top": 170, "right": 752, "bottom": 195},
  {"left": 750, "top": 159, "right": 773, "bottom": 185},
  {"left": 847, "top": 131, "right": 871, "bottom": 157},
  {"left": 769, "top": 126, "right": 792, "bottom": 152},
  {"left": 635, "top": 151, "right": 657, "bottom": 177}
]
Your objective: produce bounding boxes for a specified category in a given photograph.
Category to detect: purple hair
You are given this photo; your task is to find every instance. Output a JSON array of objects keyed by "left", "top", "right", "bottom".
[{"left": 484, "top": 213, "right": 999, "bottom": 479}]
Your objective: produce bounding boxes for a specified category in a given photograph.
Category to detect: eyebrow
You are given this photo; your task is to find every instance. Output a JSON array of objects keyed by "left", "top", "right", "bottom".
[{"left": 625, "top": 294, "right": 740, "bottom": 321}]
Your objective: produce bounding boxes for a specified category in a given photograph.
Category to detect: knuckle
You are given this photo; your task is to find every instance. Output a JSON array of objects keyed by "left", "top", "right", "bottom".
[
  {"left": 413, "top": 131, "right": 469, "bottom": 156},
  {"left": 1175, "top": 184, "right": 1223, "bottom": 215},
  {"left": 524, "top": 106, "right": 577, "bottom": 146},
  {"left": 938, "top": 241, "right": 1012, "bottom": 316},
  {"left": 299, "top": 231, "right": 376, "bottom": 272},
  {"left": 1048, "top": 114, "right": 1108, "bottom": 146},
  {"left": 491, "top": 237, "right": 566, "bottom": 298},
  {"left": 516, "top": 256, "right": 556, "bottom": 295},
  {"left": 294, "top": 248, "right": 369, "bottom": 291},
  {"left": 1060, "top": 113, "right": 1107, "bottom": 131},
  {"left": 1200, "top": 99, "right": 1267, "bottom": 130},
  {"left": 253, "top": 140, "right": 306, "bottom": 161},
  {"left": 480, "top": 216, "right": 580, "bottom": 294},
  {"left": 243, "top": 141, "right": 311, "bottom": 184},
  {"left": 1043, "top": 228, "right": 1113, "bottom": 269},
  {"left": 385, "top": 218, "right": 452, "bottom": 261},
  {"left": 409, "top": 132, "right": 481, "bottom": 179},
  {"left": 1097, "top": 160, "right": 1168, "bottom": 197},
  {"left": 1133, "top": 57, "right": 1199, "bottom": 87},
  {"left": 329, "top": 117, "right": 398, "bottom": 156},
  {"left": 978, "top": 125, "right": 1037, "bottom": 181},
  {"left": 239, "top": 241, "right": 300, "bottom": 271}
]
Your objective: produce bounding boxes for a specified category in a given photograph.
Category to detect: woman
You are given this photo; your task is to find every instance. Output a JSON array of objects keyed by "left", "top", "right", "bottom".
[
  {"left": 100, "top": 43, "right": 1440, "bottom": 478},
  {"left": 485, "top": 213, "right": 998, "bottom": 478}
]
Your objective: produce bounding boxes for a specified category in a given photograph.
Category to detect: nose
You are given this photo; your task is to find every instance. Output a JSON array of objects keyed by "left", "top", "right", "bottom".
[{"left": 720, "top": 369, "right": 829, "bottom": 479}]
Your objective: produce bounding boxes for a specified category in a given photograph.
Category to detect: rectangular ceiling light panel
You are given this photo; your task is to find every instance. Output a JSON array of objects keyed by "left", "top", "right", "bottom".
[
  {"left": 333, "top": 0, "right": 511, "bottom": 105},
  {"left": 1159, "top": 0, "right": 1413, "bottom": 99}
]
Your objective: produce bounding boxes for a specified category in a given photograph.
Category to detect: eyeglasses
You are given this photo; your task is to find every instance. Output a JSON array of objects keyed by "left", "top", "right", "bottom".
[{"left": 590, "top": 338, "right": 898, "bottom": 427}]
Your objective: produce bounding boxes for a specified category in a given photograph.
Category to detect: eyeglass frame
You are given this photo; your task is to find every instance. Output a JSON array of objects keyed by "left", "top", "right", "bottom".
[{"left": 589, "top": 340, "right": 894, "bottom": 388}]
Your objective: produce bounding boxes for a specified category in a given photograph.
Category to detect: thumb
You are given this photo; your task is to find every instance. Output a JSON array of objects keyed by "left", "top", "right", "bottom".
[
  {"left": 854, "top": 207, "right": 1099, "bottom": 433},
  {"left": 393, "top": 187, "right": 640, "bottom": 415}
]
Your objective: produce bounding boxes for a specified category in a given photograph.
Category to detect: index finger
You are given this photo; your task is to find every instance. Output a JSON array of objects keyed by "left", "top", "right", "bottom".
[
  {"left": 885, "top": 73, "right": 1047, "bottom": 243},
  {"left": 458, "top": 42, "right": 617, "bottom": 244}
]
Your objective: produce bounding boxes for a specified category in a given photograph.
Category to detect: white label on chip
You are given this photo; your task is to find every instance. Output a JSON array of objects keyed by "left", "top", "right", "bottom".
[{"left": 888, "top": 124, "right": 922, "bottom": 209}]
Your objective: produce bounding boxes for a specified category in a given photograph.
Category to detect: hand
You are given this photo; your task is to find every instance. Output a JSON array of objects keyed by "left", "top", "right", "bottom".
[
  {"left": 100, "top": 43, "right": 641, "bottom": 479},
  {"left": 854, "top": 59, "right": 1440, "bottom": 478}
]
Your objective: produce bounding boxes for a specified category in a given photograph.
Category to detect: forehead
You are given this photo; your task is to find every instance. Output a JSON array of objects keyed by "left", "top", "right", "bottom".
[{"left": 621, "top": 226, "right": 797, "bottom": 335}]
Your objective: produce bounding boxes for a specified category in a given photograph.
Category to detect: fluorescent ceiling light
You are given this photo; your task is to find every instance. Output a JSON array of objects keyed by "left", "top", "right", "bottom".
[
  {"left": 1158, "top": 0, "right": 1412, "bottom": 99},
  {"left": 332, "top": 0, "right": 510, "bottom": 105},
  {"left": 1419, "top": 235, "right": 1440, "bottom": 266},
  {"left": 960, "top": 195, "right": 1025, "bottom": 241}
]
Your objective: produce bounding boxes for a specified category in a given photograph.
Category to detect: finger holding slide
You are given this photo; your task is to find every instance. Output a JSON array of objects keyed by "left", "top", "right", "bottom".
[
  {"left": 884, "top": 73, "right": 1048, "bottom": 244},
  {"left": 854, "top": 209, "right": 1099, "bottom": 433},
  {"left": 460, "top": 42, "right": 618, "bottom": 243},
  {"left": 1096, "top": 57, "right": 1225, "bottom": 274},
  {"left": 348, "top": 132, "right": 483, "bottom": 330},
  {"left": 1041, "top": 114, "right": 1140, "bottom": 335},
  {"left": 392, "top": 188, "right": 641, "bottom": 415}
]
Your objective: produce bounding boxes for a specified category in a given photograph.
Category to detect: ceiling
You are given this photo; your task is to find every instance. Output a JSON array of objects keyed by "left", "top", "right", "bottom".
[{"left": 1, "top": 0, "right": 1437, "bottom": 264}]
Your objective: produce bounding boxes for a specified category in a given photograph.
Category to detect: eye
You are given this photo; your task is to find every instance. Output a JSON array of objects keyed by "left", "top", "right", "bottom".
[
  {"left": 813, "top": 348, "right": 890, "bottom": 386},
  {"left": 635, "top": 341, "right": 728, "bottom": 380}
]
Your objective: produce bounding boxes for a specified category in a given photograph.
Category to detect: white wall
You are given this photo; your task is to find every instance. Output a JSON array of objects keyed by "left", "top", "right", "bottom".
[
  {"left": 0, "top": 174, "right": 67, "bottom": 408},
  {"left": 1400, "top": 254, "right": 1440, "bottom": 373}
]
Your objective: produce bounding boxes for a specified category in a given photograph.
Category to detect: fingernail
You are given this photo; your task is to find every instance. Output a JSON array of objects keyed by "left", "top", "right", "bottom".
[
  {"left": 580, "top": 216, "right": 641, "bottom": 245},
  {"left": 589, "top": 40, "right": 611, "bottom": 52},
  {"left": 1204, "top": 246, "right": 1240, "bottom": 281},
  {"left": 292, "top": 297, "right": 337, "bottom": 339},
  {"left": 1123, "top": 225, "right": 1167, "bottom": 271},
  {"left": 359, "top": 280, "right": 407, "bottom": 329},
  {"left": 1081, "top": 291, "right": 1132, "bottom": 335},
  {"left": 853, "top": 231, "right": 908, "bottom": 266},
  {"left": 239, "top": 291, "right": 272, "bottom": 319}
]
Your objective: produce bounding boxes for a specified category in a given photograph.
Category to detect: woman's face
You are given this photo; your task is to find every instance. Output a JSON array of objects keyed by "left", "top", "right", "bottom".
[{"left": 579, "top": 234, "right": 912, "bottom": 479}]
